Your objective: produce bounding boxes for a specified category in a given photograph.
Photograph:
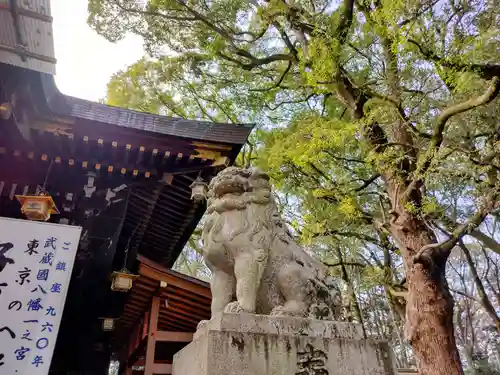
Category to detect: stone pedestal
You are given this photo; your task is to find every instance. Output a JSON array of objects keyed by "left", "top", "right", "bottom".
[{"left": 173, "top": 313, "right": 395, "bottom": 375}]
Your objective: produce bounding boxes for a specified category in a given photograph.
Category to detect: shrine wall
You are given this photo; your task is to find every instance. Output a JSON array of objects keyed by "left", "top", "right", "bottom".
[{"left": 0, "top": 0, "right": 56, "bottom": 74}]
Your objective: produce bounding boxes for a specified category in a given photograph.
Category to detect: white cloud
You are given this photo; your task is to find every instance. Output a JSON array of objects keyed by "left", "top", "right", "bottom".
[{"left": 52, "top": 0, "right": 144, "bottom": 101}]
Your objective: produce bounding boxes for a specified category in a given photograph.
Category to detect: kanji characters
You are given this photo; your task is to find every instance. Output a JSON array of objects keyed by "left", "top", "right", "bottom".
[
  {"left": 0, "top": 232, "right": 74, "bottom": 372},
  {"left": 296, "top": 344, "right": 329, "bottom": 375},
  {"left": 41, "top": 322, "right": 53, "bottom": 332},
  {"left": 27, "top": 298, "right": 43, "bottom": 311},
  {"left": 8, "top": 300, "right": 22, "bottom": 311},
  {"left": 40, "top": 252, "right": 54, "bottom": 266},
  {"left": 44, "top": 237, "right": 57, "bottom": 250},
  {"left": 55, "top": 261, "right": 66, "bottom": 271},
  {"left": 31, "top": 284, "right": 47, "bottom": 294},
  {"left": 25, "top": 239, "right": 39, "bottom": 255},
  {"left": 32, "top": 355, "right": 43, "bottom": 367},
  {"left": 46, "top": 306, "right": 56, "bottom": 316},
  {"left": 37, "top": 269, "right": 49, "bottom": 281},
  {"left": 14, "top": 346, "right": 30, "bottom": 360},
  {"left": 0, "top": 242, "right": 15, "bottom": 273},
  {"left": 0, "top": 326, "right": 16, "bottom": 339},
  {"left": 50, "top": 283, "right": 62, "bottom": 293},
  {"left": 21, "top": 329, "right": 33, "bottom": 341},
  {"left": 36, "top": 337, "right": 49, "bottom": 350},
  {"left": 16, "top": 267, "right": 31, "bottom": 285}
]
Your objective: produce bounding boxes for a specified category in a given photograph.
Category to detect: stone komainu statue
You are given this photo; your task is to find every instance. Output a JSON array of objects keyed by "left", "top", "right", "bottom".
[{"left": 201, "top": 167, "right": 341, "bottom": 320}]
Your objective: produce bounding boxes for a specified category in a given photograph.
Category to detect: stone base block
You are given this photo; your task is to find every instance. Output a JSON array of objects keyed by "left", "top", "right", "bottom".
[{"left": 173, "top": 313, "right": 395, "bottom": 375}]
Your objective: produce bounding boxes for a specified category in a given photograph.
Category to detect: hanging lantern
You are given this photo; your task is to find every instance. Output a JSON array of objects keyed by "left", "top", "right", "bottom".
[
  {"left": 190, "top": 177, "right": 208, "bottom": 203},
  {"left": 16, "top": 194, "right": 59, "bottom": 221},
  {"left": 110, "top": 269, "right": 139, "bottom": 292},
  {"left": 99, "top": 318, "right": 115, "bottom": 331},
  {"left": 0, "top": 102, "right": 12, "bottom": 120}
]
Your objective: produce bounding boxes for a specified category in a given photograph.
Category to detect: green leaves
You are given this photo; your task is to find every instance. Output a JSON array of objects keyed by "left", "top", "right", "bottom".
[{"left": 91, "top": 1, "right": 500, "bottom": 366}]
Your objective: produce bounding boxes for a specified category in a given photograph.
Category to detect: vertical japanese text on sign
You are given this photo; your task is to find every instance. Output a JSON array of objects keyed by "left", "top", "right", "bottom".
[{"left": 0, "top": 218, "right": 81, "bottom": 374}]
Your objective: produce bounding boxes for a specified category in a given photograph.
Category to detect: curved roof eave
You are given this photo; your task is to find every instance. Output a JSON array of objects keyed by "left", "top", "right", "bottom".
[{"left": 37, "top": 72, "right": 255, "bottom": 145}]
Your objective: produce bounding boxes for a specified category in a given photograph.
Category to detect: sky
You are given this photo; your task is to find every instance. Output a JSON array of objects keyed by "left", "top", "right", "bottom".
[{"left": 51, "top": 0, "right": 144, "bottom": 101}]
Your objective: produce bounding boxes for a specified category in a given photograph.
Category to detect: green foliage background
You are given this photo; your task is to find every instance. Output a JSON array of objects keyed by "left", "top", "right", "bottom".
[{"left": 88, "top": 0, "right": 500, "bottom": 372}]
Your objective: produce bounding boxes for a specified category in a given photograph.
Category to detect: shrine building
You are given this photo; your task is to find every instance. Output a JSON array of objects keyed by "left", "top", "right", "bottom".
[{"left": 0, "top": 1, "right": 253, "bottom": 374}]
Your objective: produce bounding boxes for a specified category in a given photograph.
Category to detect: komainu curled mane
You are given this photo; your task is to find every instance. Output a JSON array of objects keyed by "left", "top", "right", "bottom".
[{"left": 201, "top": 167, "right": 341, "bottom": 320}]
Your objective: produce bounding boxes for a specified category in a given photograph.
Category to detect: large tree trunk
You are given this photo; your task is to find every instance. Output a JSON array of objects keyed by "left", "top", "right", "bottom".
[
  {"left": 341, "top": 24, "right": 465, "bottom": 373},
  {"left": 390, "top": 209, "right": 464, "bottom": 375}
]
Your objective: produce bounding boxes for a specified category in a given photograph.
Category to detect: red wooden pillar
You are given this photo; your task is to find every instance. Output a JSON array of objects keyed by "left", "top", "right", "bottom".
[
  {"left": 144, "top": 296, "right": 160, "bottom": 375},
  {"left": 123, "top": 345, "right": 133, "bottom": 375},
  {"left": 143, "top": 311, "right": 149, "bottom": 339},
  {"left": 124, "top": 320, "right": 139, "bottom": 375}
]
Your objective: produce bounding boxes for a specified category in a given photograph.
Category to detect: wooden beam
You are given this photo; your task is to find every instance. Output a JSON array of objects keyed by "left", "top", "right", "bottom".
[
  {"left": 191, "top": 141, "right": 232, "bottom": 151},
  {"left": 137, "top": 256, "right": 211, "bottom": 298},
  {"left": 144, "top": 296, "right": 160, "bottom": 375},
  {"left": 142, "top": 311, "right": 149, "bottom": 339},
  {"left": 134, "top": 283, "right": 211, "bottom": 316},
  {"left": 152, "top": 363, "right": 172, "bottom": 374},
  {"left": 126, "top": 337, "right": 147, "bottom": 368},
  {"left": 124, "top": 322, "right": 144, "bottom": 369},
  {"left": 212, "top": 156, "right": 230, "bottom": 167},
  {"left": 155, "top": 331, "right": 193, "bottom": 343},
  {"left": 123, "top": 326, "right": 136, "bottom": 375}
]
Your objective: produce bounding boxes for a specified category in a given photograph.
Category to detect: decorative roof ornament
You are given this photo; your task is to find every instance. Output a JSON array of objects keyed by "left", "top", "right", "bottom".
[{"left": 190, "top": 176, "right": 208, "bottom": 203}]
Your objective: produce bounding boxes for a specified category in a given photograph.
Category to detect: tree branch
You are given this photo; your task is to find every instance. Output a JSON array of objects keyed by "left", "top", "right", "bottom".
[
  {"left": 469, "top": 229, "right": 500, "bottom": 256},
  {"left": 273, "top": 22, "right": 299, "bottom": 58},
  {"left": 451, "top": 288, "right": 481, "bottom": 304},
  {"left": 437, "top": 213, "right": 500, "bottom": 256},
  {"left": 408, "top": 39, "right": 500, "bottom": 80},
  {"left": 398, "top": 0, "right": 440, "bottom": 27},
  {"left": 250, "top": 61, "right": 292, "bottom": 91},
  {"left": 458, "top": 240, "right": 500, "bottom": 331},
  {"left": 321, "top": 150, "right": 366, "bottom": 164},
  {"left": 323, "top": 261, "right": 366, "bottom": 268},
  {"left": 414, "top": 189, "right": 500, "bottom": 264},
  {"left": 337, "top": 0, "right": 355, "bottom": 44},
  {"left": 355, "top": 174, "right": 381, "bottom": 192},
  {"left": 313, "top": 230, "right": 380, "bottom": 245},
  {"left": 218, "top": 52, "right": 295, "bottom": 70},
  {"left": 403, "top": 76, "right": 500, "bottom": 202},
  {"left": 264, "top": 93, "right": 315, "bottom": 110},
  {"left": 436, "top": 77, "right": 500, "bottom": 138},
  {"left": 111, "top": 0, "right": 197, "bottom": 21}
]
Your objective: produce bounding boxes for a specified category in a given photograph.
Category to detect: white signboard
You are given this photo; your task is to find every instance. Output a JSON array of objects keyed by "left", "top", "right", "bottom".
[{"left": 0, "top": 217, "right": 82, "bottom": 374}]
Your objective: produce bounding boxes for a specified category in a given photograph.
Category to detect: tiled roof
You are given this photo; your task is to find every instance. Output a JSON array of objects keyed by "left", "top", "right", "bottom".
[{"left": 39, "top": 73, "right": 254, "bottom": 145}]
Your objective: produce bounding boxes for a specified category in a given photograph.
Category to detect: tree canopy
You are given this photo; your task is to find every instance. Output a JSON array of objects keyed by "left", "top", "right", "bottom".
[{"left": 88, "top": 1, "right": 500, "bottom": 374}]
